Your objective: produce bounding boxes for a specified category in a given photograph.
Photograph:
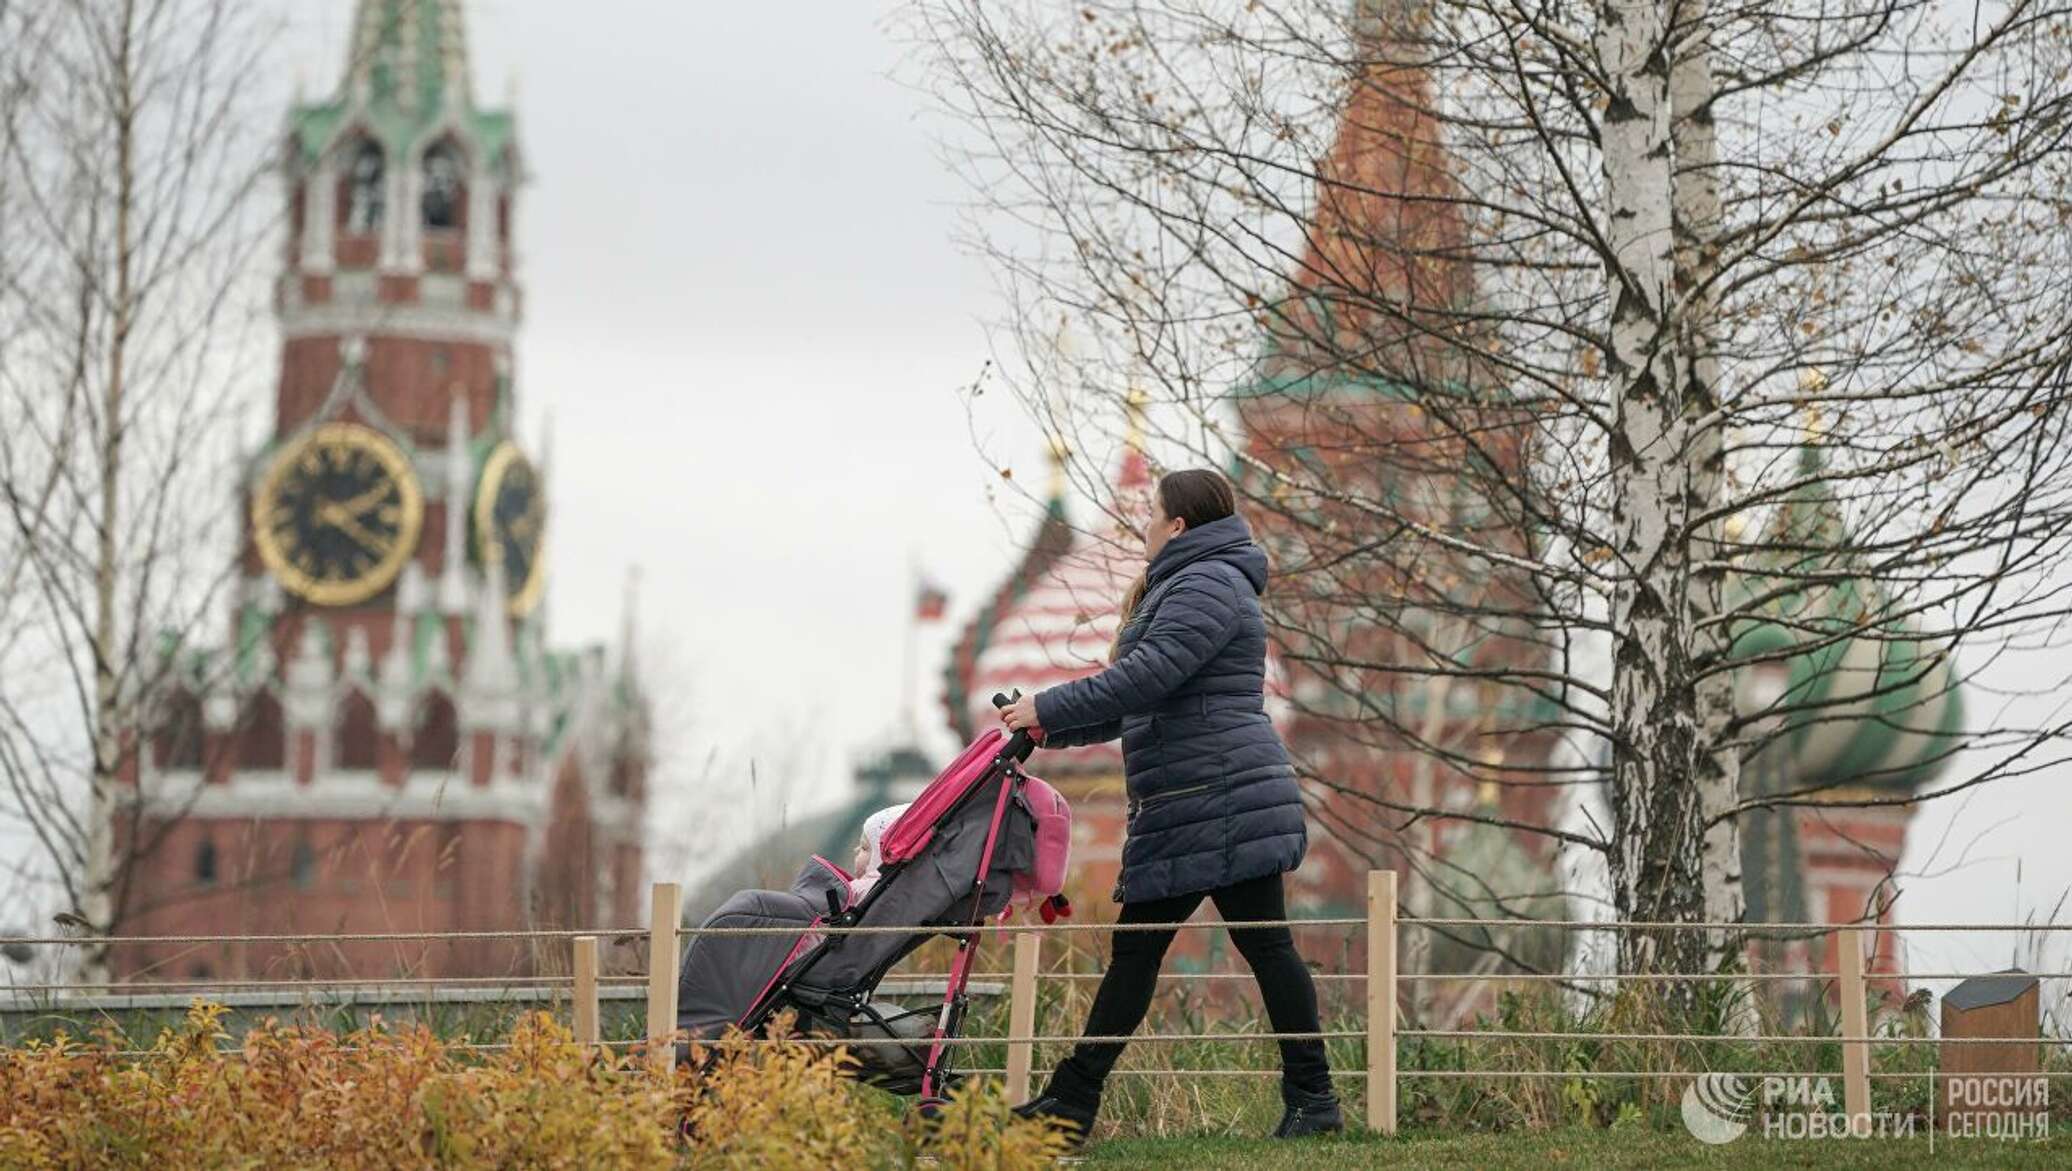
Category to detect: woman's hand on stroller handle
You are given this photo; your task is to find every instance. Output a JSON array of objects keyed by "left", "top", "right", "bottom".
[
  {"left": 992, "top": 691, "right": 1042, "bottom": 759},
  {"left": 994, "top": 690, "right": 1041, "bottom": 732}
]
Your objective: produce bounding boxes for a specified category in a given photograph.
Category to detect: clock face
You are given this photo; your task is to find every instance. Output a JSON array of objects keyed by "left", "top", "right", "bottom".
[
  {"left": 474, "top": 441, "right": 546, "bottom": 616},
  {"left": 252, "top": 423, "right": 424, "bottom": 607}
]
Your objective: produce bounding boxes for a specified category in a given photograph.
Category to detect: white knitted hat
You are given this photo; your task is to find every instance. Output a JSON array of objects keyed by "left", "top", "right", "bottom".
[{"left": 858, "top": 802, "right": 912, "bottom": 875}]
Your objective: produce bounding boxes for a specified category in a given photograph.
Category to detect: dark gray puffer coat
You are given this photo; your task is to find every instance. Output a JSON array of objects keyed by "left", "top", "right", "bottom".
[{"left": 1033, "top": 513, "right": 1305, "bottom": 903}]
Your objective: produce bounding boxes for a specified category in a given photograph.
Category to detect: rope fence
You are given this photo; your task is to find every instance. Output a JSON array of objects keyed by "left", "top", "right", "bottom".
[
  {"left": 10, "top": 976, "right": 649, "bottom": 993},
  {"left": 5, "top": 873, "right": 2070, "bottom": 1135},
  {"left": 965, "top": 970, "right": 2072, "bottom": 982},
  {"left": 8, "top": 916, "right": 2063, "bottom": 950},
  {"left": 1400, "top": 1029, "right": 2052, "bottom": 1046},
  {"left": 770, "top": 1030, "right": 1367, "bottom": 1048},
  {"left": 0, "top": 928, "right": 630, "bottom": 947},
  {"left": 22, "top": 913, "right": 2061, "bottom": 948}
]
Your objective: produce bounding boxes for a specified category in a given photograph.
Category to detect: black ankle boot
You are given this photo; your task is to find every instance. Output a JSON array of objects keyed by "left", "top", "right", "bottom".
[
  {"left": 1272, "top": 1083, "right": 1344, "bottom": 1138},
  {"left": 1009, "top": 1094, "right": 1096, "bottom": 1148},
  {"left": 1012, "top": 1065, "right": 1101, "bottom": 1148}
]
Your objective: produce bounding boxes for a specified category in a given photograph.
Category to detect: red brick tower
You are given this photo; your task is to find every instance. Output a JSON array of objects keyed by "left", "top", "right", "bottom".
[
  {"left": 111, "top": 1, "right": 646, "bottom": 982},
  {"left": 1229, "top": 1, "right": 1567, "bottom": 978}
]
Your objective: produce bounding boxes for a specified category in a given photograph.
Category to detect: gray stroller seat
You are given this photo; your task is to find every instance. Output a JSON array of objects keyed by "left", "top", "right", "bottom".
[{"left": 677, "top": 761, "right": 1037, "bottom": 1094}]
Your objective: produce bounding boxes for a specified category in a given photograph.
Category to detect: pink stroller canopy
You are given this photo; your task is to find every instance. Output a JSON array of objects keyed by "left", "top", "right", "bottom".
[
  {"left": 880, "top": 728, "right": 1071, "bottom": 906},
  {"left": 880, "top": 728, "right": 1005, "bottom": 867}
]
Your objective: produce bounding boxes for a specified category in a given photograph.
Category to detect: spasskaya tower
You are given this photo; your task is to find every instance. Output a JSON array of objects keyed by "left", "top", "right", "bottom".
[{"left": 112, "top": 0, "right": 646, "bottom": 982}]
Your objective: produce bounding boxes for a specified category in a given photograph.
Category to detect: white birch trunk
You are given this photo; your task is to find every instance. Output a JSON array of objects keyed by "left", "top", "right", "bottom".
[
  {"left": 1668, "top": 0, "right": 1746, "bottom": 960},
  {"left": 1597, "top": 0, "right": 1712, "bottom": 980},
  {"left": 1669, "top": 2, "right": 1755, "bottom": 1034},
  {"left": 82, "top": 0, "right": 142, "bottom": 986}
]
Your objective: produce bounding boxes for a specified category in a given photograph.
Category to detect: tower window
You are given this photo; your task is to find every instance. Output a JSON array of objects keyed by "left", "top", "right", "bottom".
[
  {"left": 345, "top": 140, "right": 385, "bottom": 233},
  {"left": 291, "top": 839, "right": 316, "bottom": 890},
  {"left": 422, "top": 143, "right": 464, "bottom": 230},
  {"left": 411, "top": 693, "right": 460, "bottom": 770},
  {"left": 237, "top": 690, "right": 285, "bottom": 771},
  {"left": 336, "top": 689, "right": 378, "bottom": 770},
  {"left": 153, "top": 688, "right": 205, "bottom": 770},
  {"left": 195, "top": 838, "right": 218, "bottom": 886}
]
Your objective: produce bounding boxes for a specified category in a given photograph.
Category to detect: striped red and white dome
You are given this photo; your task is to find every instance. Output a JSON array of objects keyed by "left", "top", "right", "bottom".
[
  {"left": 964, "top": 516, "right": 1143, "bottom": 774},
  {"left": 943, "top": 448, "right": 1289, "bottom": 776}
]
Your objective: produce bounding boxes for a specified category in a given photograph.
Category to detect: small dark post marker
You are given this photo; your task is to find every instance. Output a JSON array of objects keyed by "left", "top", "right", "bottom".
[{"left": 1939, "top": 969, "right": 2040, "bottom": 1132}]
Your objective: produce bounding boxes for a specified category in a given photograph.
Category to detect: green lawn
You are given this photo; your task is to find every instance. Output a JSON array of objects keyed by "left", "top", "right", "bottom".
[{"left": 1078, "top": 1127, "right": 2072, "bottom": 1169}]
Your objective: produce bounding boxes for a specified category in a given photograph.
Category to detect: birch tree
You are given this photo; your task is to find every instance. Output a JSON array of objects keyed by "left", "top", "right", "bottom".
[
  {"left": 913, "top": 0, "right": 2072, "bottom": 992},
  {"left": 0, "top": 0, "right": 272, "bottom": 976}
]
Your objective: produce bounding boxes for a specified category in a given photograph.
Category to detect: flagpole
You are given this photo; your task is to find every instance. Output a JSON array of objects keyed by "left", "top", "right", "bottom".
[{"left": 901, "top": 550, "right": 919, "bottom": 742}]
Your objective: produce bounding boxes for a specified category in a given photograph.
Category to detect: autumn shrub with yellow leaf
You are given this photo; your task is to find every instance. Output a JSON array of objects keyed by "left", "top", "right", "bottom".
[
  {"left": 0, "top": 1003, "right": 1070, "bottom": 1170},
  {"left": 682, "top": 1013, "right": 1074, "bottom": 1170}
]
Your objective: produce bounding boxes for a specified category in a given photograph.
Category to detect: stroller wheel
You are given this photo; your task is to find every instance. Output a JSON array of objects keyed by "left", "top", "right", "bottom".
[{"left": 915, "top": 1095, "right": 950, "bottom": 1122}]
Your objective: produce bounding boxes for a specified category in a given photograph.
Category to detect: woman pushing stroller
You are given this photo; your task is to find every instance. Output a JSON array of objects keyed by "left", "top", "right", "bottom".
[{"left": 997, "top": 467, "right": 1342, "bottom": 1147}]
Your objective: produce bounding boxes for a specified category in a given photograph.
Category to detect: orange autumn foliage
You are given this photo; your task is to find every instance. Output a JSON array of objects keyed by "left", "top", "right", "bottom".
[{"left": 0, "top": 1003, "right": 1070, "bottom": 1170}]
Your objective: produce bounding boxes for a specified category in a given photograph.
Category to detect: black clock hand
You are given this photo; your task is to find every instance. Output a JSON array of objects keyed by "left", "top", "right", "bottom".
[
  {"left": 334, "top": 480, "right": 393, "bottom": 517},
  {"left": 317, "top": 503, "right": 388, "bottom": 555}
]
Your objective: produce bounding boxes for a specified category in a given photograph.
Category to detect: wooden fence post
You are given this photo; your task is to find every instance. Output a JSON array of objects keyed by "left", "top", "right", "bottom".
[
  {"left": 572, "top": 935, "right": 600, "bottom": 1052},
  {"left": 1837, "top": 926, "right": 1870, "bottom": 1124},
  {"left": 647, "top": 882, "right": 683, "bottom": 1073},
  {"left": 1005, "top": 930, "right": 1041, "bottom": 1102},
  {"left": 998, "top": 928, "right": 1044, "bottom": 1102},
  {"left": 1367, "top": 868, "right": 1398, "bottom": 1136}
]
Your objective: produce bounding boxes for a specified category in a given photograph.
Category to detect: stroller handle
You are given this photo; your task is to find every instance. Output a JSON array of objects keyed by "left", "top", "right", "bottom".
[{"left": 990, "top": 691, "right": 1039, "bottom": 763}]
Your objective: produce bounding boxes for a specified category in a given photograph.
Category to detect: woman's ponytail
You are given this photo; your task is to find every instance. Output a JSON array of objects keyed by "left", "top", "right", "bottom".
[{"left": 1109, "top": 573, "right": 1148, "bottom": 662}]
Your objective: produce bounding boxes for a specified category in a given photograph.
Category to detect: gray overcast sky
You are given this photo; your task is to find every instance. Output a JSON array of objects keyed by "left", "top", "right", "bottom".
[{"left": 251, "top": 2, "right": 2072, "bottom": 980}]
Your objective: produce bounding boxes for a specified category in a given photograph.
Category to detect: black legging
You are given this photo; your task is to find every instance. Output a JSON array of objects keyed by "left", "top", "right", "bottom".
[{"left": 1046, "top": 871, "right": 1333, "bottom": 1104}]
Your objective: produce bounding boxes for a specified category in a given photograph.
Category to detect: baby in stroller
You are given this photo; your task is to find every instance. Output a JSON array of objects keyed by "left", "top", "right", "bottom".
[
  {"left": 846, "top": 803, "right": 910, "bottom": 902},
  {"left": 678, "top": 716, "right": 1070, "bottom": 1105}
]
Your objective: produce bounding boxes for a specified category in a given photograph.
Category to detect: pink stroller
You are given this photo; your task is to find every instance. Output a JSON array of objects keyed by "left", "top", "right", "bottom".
[{"left": 678, "top": 697, "right": 1071, "bottom": 1109}]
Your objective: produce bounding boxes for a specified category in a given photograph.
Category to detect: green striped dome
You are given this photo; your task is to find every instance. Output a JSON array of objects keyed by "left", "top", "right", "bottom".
[{"left": 1725, "top": 442, "right": 1965, "bottom": 794}]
